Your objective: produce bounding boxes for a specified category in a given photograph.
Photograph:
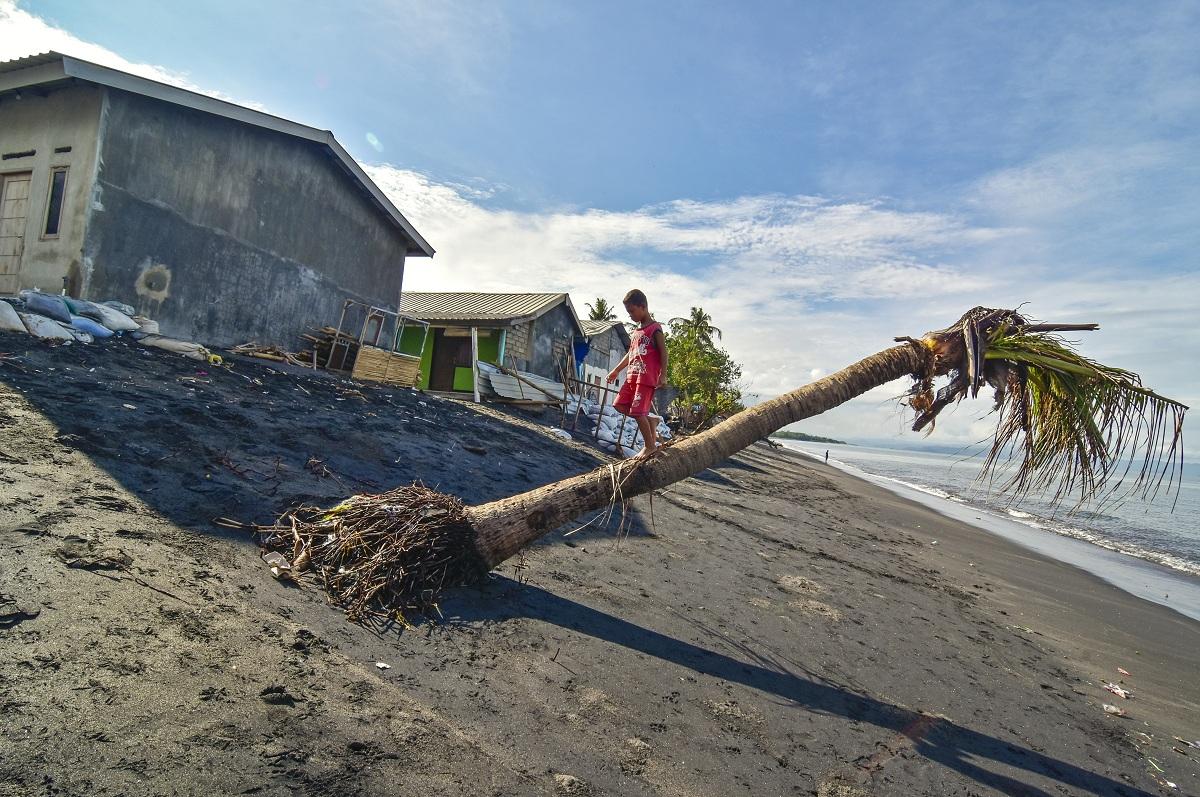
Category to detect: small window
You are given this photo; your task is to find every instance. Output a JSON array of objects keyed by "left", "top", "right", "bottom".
[{"left": 43, "top": 168, "right": 68, "bottom": 237}]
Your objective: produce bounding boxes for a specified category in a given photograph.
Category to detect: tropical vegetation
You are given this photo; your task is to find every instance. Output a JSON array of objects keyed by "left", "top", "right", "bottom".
[{"left": 585, "top": 298, "right": 617, "bottom": 322}]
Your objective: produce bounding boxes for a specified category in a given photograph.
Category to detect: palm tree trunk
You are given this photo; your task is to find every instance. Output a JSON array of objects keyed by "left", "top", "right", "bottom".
[{"left": 469, "top": 343, "right": 925, "bottom": 567}]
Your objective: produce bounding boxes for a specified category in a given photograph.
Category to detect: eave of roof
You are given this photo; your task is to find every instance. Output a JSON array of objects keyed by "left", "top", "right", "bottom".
[{"left": 0, "top": 52, "right": 434, "bottom": 258}]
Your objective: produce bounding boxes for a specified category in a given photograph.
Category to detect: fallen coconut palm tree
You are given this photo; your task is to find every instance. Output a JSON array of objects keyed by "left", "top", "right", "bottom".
[{"left": 263, "top": 308, "right": 1186, "bottom": 623}]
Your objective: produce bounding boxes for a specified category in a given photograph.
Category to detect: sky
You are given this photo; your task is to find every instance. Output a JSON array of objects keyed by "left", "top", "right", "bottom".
[{"left": 2, "top": 0, "right": 1198, "bottom": 447}]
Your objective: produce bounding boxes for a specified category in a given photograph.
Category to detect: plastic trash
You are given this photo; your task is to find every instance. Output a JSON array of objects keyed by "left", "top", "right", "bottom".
[
  {"left": 69, "top": 315, "right": 114, "bottom": 338},
  {"left": 262, "top": 551, "right": 291, "bottom": 579},
  {"left": 19, "top": 312, "right": 75, "bottom": 340},
  {"left": 19, "top": 290, "right": 73, "bottom": 324},
  {"left": 1103, "top": 682, "right": 1132, "bottom": 699},
  {"left": 375, "top": 661, "right": 391, "bottom": 670},
  {"left": 549, "top": 428, "right": 572, "bottom": 440},
  {"left": 1102, "top": 703, "right": 1127, "bottom": 717},
  {"left": 0, "top": 300, "right": 24, "bottom": 333},
  {"left": 1117, "top": 667, "right": 1131, "bottom": 677}
]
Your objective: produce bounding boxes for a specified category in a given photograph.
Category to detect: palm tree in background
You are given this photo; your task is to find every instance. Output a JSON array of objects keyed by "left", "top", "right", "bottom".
[
  {"left": 272, "top": 307, "right": 1187, "bottom": 613},
  {"left": 586, "top": 298, "right": 617, "bottom": 322},
  {"left": 669, "top": 306, "right": 723, "bottom": 346}
]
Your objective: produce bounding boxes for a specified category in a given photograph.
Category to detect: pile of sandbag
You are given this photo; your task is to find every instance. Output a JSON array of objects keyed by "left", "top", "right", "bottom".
[
  {"left": 0, "top": 290, "right": 211, "bottom": 362},
  {"left": 565, "top": 396, "right": 673, "bottom": 455}
]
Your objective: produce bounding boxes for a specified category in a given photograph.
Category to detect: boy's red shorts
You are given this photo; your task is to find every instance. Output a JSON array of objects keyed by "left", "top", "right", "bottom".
[{"left": 614, "top": 380, "right": 655, "bottom": 417}]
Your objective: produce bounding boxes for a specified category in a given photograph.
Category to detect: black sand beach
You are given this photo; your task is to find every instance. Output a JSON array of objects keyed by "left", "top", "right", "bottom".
[{"left": 1, "top": 332, "right": 1197, "bottom": 796}]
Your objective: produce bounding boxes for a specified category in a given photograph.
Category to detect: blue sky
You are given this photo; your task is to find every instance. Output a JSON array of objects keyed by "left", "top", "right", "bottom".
[{"left": 3, "top": 0, "right": 1198, "bottom": 446}]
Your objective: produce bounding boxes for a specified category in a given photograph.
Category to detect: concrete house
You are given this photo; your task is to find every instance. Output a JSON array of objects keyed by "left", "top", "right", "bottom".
[
  {"left": 578, "top": 319, "right": 631, "bottom": 388},
  {"left": 0, "top": 52, "right": 433, "bottom": 346},
  {"left": 396, "top": 292, "right": 583, "bottom": 393}
]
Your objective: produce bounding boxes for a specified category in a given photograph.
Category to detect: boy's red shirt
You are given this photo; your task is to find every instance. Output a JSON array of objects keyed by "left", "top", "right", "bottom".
[{"left": 626, "top": 321, "right": 663, "bottom": 386}]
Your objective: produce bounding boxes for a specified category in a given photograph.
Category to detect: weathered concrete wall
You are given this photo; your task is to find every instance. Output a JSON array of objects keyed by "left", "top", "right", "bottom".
[
  {"left": 82, "top": 89, "right": 410, "bottom": 347},
  {"left": 0, "top": 84, "right": 103, "bottom": 294},
  {"left": 528, "top": 304, "right": 579, "bottom": 380}
]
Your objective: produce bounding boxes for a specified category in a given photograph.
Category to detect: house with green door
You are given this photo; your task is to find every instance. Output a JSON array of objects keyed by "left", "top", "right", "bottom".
[{"left": 396, "top": 292, "right": 584, "bottom": 394}]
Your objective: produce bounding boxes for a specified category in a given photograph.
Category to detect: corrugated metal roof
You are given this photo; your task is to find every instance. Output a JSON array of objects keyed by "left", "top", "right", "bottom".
[
  {"left": 0, "top": 52, "right": 433, "bottom": 257},
  {"left": 400, "top": 292, "right": 569, "bottom": 323},
  {"left": 579, "top": 319, "right": 622, "bottom": 336}
]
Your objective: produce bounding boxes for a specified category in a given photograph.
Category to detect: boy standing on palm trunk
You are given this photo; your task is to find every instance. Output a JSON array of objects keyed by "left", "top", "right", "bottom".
[{"left": 607, "top": 289, "right": 669, "bottom": 458}]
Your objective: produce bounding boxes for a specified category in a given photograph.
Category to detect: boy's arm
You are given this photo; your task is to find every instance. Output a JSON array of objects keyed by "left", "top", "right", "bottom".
[
  {"left": 607, "top": 352, "right": 630, "bottom": 382},
  {"left": 653, "top": 329, "right": 669, "bottom": 387}
]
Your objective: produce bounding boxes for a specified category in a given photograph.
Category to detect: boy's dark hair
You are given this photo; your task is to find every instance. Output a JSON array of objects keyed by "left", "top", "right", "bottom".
[{"left": 623, "top": 289, "right": 648, "bottom": 307}]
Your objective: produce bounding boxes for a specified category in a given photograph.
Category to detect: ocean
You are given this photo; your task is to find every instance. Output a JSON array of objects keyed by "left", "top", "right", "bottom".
[{"left": 777, "top": 439, "right": 1200, "bottom": 622}]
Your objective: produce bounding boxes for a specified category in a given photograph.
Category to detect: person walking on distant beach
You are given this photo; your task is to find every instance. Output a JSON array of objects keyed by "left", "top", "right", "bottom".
[
  {"left": 608, "top": 289, "right": 669, "bottom": 458},
  {"left": 825, "top": 450, "right": 829, "bottom": 463}
]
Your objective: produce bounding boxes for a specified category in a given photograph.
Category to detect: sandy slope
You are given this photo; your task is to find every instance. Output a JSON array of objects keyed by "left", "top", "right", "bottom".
[{"left": 1, "top": 331, "right": 1196, "bottom": 796}]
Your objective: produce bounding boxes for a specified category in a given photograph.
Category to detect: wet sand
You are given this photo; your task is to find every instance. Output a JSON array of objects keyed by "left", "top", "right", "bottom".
[{"left": 1, "top": 331, "right": 1197, "bottom": 796}]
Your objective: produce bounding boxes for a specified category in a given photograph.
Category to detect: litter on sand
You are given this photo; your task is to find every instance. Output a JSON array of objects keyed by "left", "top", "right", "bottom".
[
  {"left": 1103, "top": 682, "right": 1133, "bottom": 699},
  {"left": 1102, "top": 703, "right": 1127, "bottom": 717},
  {"left": 1117, "top": 666, "right": 1132, "bottom": 677},
  {"left": 262, "top": 551, "right": 292, "bottom": 579},
  {"left": 375, "top": 662, "right": 391, "bottom": 670}
]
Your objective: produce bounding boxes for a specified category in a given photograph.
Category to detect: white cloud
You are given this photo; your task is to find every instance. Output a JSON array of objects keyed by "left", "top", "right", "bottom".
[
  {"left": 368, "top": 163, "right": 1000, "bottom": 417},
  {"left": 0, "top": 0, "right": 265, "bottom": 109}
]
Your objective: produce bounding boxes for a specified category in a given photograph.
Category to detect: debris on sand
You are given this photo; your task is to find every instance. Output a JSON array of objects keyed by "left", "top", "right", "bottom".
[
  {"left": 257, "top": 485, "right": 488, "bottom": 624},
  {"left": 1103, "top": 703, "right": 1127, "bottom": 717},
  {"left": 262, "top": 551, "right": 292, "bottom": 579},
  {"left": 1103, "top": 682, "right": 1133, "bottom": 699},
  {"left": 553, "top": 773, "right": 590, "bottom": 795}
]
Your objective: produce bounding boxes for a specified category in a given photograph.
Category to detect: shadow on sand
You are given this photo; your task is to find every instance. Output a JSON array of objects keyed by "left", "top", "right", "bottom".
[{"left": 441, "top": 578, "right": 1151, "bottom": 797}]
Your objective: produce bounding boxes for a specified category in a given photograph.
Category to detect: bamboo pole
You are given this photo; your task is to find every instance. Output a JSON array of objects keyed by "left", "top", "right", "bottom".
[{"left": 471, "top": 327, "right": 480, "bottom": 404}]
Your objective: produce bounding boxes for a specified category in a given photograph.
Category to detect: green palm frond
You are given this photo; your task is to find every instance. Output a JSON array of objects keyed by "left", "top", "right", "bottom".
[
  {"left": 904, "top": 307, "right": 1187, "bottom": 509},
  {"left": 980, "top": 330, "right": 1186, "bottom": 506}
]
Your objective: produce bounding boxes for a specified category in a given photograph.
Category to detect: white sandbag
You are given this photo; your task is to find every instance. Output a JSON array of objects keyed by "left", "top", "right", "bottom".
[
  {"left": 135, "top": 317, "right": 159, "bottom": 334},
  {"left": 139, "top": 334, "right": 210, "bottom": 361},
  {"left": 19, "top": 312, "right": 75, "bottom": 340},
  {"left": 0, "top": 301, "right": 24, "bottom": 333},
  {"left": 81, "top": 303, "right": 140, "bottom": 332},
  {"left": 102, "top": 300, "right": 136, "bottom": 316}
]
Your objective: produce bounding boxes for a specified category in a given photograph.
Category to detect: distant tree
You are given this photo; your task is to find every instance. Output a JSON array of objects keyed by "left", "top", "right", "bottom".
[
  {"left": 666, "top": 323, "right": 744, "bottom": 431},
  {"left": 586, "top": 298, "right": 617, "bottom": 321},
  {"left": 669, "top": 306, "right": 723, "bottom": 347}
]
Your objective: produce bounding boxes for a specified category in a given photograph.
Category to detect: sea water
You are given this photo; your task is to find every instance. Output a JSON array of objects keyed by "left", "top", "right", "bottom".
[{"left": 778, "top": 440, "right": 1200, "bottom": 622}]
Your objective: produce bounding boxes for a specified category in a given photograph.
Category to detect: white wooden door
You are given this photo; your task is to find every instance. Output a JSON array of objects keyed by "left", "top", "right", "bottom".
[{"left": 0, "top": 172, "right": 32, "bottom": 295}]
